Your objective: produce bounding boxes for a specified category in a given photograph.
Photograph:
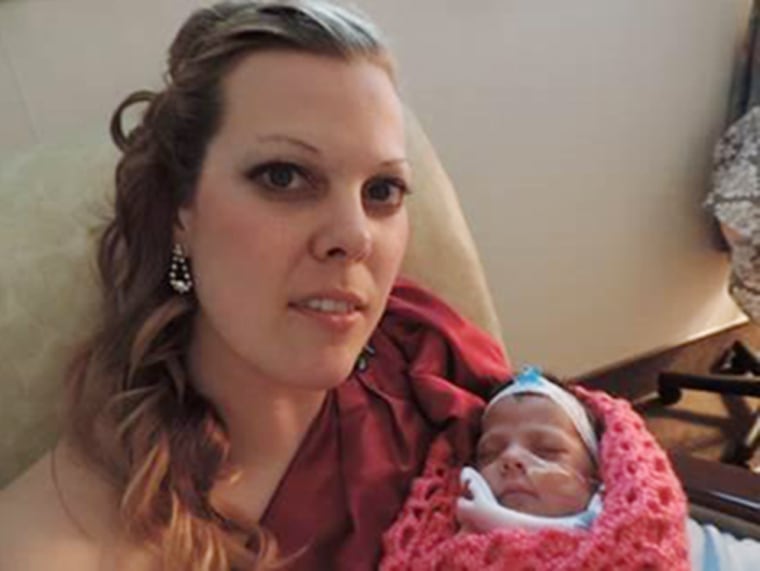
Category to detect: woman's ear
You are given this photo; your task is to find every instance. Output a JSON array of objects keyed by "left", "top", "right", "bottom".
[{"left": 174, "top": 206, "right": 194, "bottom": 251}]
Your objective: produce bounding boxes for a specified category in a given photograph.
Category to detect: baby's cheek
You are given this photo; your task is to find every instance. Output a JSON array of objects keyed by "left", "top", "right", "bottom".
[
  {"left": 542, "top": 476, "right": 593, "bottom": 513},
  {"left": 478, "top": 463, "right": 501, "bottom": 491}
]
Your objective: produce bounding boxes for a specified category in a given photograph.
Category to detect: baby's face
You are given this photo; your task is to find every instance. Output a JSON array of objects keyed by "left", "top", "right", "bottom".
[{"left": 475, "top": 394, "right": 596, "bottom": 517}]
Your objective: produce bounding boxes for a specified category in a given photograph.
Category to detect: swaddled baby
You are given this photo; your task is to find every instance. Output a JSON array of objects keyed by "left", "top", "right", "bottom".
[
  {"left": 457, "top": 366, "right": 604, "bottom": 532},
  {"left": 381, "top": 365, "right": 693, "bottom": 570}
]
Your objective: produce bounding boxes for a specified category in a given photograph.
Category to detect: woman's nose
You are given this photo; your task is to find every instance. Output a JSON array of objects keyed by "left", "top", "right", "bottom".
[{"left": 311, "top": 192, "right": 372, "bottom": 263}]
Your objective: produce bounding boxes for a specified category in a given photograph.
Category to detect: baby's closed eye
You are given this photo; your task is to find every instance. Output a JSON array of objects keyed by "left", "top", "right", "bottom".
[
  {"left": 534, "top": 445, "right": 567, "bottom": 459},
  {"left": 532, "top": 434, "right": 571, "bottom": 459},
  {"left": 475, "top": 438, "right": 503, "bottom": 465}
]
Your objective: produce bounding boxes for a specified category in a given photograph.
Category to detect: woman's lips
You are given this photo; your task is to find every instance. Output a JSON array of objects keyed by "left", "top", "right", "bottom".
[
  {"left": 289, "top": 291, "right": 367, "bottom": 332},
  {"left": 291, "top": 289, "right": 367, "bottom": 311}
]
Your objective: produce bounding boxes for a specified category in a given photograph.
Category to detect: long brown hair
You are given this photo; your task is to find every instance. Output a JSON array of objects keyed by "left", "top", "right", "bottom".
[{"left": 64, "top": 2, "right": 394, "bottom": 568}]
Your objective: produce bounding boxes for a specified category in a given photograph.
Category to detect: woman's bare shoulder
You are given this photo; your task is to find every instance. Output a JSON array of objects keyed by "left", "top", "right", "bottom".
[
  {"left": 0, "top": 450, "right": 105, "bottom": 569},
  {"left": 1, "top": 443, "right": 162, "bottom": 570}
]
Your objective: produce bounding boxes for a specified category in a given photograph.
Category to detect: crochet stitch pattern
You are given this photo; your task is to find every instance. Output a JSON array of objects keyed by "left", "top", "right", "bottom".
[{"left": 380, "top": 387, "right": 690, "bottom": 571}]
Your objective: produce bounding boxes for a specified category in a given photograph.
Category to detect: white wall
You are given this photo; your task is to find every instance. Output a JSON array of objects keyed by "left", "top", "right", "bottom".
[{"left": 0, "top": 0, "right": 751, "bottom": 375}]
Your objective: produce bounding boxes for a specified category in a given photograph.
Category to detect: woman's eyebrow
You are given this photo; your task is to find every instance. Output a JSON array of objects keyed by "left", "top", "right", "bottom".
[
  {"left": 253, "top": 137, "right": 408, "bottom": 172},
  {"left": 256, "top": 134, "right": 321, "bottom": 154},
  {"left": 378, "top": 158, "right": 412, "bottom": 177}
]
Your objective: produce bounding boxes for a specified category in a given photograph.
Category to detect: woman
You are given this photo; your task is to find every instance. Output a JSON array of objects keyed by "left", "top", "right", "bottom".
[{"left": 0, "top": 1, "right": 508, "bottom": 569}]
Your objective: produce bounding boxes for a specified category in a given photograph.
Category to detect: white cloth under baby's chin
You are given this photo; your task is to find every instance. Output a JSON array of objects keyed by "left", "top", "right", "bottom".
[
  {"left": 457, "top": 468, "right": 760, "bottom": 571},
  {"left": 456, "top": 466, "right": 603, "bottom": 533}
]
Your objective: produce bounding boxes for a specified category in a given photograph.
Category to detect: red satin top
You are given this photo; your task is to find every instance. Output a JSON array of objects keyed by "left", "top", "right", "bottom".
[{"left": 260, "top": 279, "right": 511, "bottom": 569}]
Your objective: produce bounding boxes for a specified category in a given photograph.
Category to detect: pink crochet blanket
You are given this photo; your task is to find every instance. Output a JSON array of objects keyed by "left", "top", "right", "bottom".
[{"left": 380, "top": 388, "right": 690, "bottom": 571}]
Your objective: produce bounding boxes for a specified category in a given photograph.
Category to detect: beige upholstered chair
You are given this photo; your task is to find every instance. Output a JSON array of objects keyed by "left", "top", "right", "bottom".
[{"left": 0, "top": 109, "right": 502, "bottom": 486}]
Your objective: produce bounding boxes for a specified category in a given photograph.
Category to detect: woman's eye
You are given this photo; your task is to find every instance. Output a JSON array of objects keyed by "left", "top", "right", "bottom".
[
  {"left": 267, "top": 164, "right": 297, "bottom": 187},
  {"left": 363, "top": 177, "right": 409, "bottom": 209},
  {"left": 247, "top": 161, "right": 308, "bottom": 193}
]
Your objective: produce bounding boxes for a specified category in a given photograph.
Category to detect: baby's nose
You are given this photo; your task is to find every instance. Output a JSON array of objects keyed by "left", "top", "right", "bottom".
[{"left": 498, "top": 447, "right": 528, "bottom": 473}]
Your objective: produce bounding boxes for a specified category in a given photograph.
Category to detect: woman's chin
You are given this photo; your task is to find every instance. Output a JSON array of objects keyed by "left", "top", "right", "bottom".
[{"left": 281, "top": 358, "right": 359, "bottom": 391}]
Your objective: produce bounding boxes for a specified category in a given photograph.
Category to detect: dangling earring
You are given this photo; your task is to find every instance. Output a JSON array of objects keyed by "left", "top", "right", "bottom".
[{"left": 169, "top": 243, "right": 193, "bottom": 294}]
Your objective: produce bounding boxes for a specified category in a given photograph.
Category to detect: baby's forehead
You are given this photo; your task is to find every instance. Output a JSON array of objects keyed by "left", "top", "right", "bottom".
[
  {"left": 485, "top": 391, "right": 559, "bottom": 414},
  {"left": 481, "top": 393, "right": 578, "bottom": 435}
]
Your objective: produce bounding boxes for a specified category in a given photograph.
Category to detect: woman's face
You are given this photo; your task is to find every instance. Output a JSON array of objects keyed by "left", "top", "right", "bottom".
[
  {"left": 177, "top": 51, "right": 409, "bottom": 392},
  {"left": 476, "top": 395, "right": 596, "bottom": 517}
]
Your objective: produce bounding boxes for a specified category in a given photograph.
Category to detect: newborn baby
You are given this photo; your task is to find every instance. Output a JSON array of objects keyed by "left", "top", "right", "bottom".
[
  {"left": 458, "top": 367, "right": 604, "bottom": 532},
  {"left": 382, "top": 367, "right": 696, "bottom": 569}
]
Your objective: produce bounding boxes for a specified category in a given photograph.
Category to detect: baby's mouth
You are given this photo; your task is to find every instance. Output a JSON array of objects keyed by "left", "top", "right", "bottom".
[{"left": 497, "top": 484, "right": 537, "bottom": 505}]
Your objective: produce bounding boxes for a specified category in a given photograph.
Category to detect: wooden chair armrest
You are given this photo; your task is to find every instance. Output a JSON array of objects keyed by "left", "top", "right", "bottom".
[{"left": 669, "top": 452, "right": 760, "bottom": 524}]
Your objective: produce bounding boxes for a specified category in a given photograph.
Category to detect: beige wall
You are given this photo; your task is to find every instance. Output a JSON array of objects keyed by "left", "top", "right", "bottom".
[{"left": 0, "top": 0, "right": 751, "bottom": 374}]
